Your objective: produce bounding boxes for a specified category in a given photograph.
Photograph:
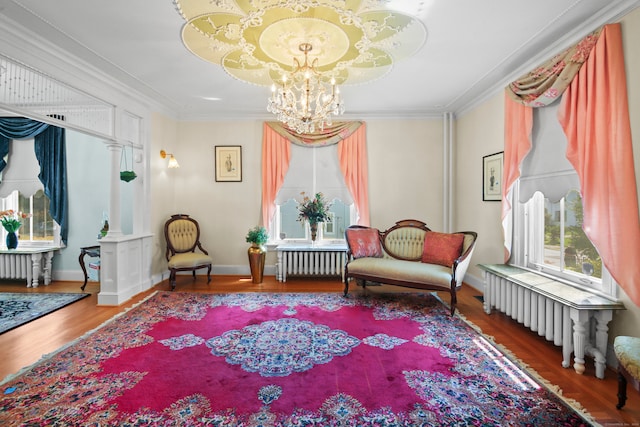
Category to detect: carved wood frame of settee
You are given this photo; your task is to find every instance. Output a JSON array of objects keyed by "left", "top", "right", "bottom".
[{"left": 343, "top": 220, "right": 477, "bottom": 316}]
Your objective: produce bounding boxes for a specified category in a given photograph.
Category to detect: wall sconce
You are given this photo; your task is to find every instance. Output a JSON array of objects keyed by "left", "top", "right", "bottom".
[{"left": 160, "top": 150, "right": 180, "bottom": 168}]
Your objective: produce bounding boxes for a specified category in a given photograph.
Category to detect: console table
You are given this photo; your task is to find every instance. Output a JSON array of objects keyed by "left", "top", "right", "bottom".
[
  {"left": 479, "top": 263, "right": 625, "bottom": 379},
  {"left": 79, "top": 245, "right": 100, "bottom": 290},
  {"left": 276, "top": 242, "right": 348, "bottom": 282},
  {"left": 0, "top": 246, "right": 61, "bottom": 287}
]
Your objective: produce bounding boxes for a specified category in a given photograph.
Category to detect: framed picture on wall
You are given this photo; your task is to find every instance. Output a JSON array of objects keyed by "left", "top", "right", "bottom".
[
  {"left": 482, "top": 151, "right": 503, "bottom": 201},
  {"left": 215, "top": 146, "right": 242, "bottom": 182}
]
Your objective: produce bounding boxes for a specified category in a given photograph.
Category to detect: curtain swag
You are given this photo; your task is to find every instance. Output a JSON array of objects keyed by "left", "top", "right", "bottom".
[
  {"left": 0, "top": 117, "right": 69, "bottom": 245},
  {"left": 506, "top": 27, "right": 603, "bottom": 107},
  {"left": 266, "top": 121, "right": 363, "bottom": 146}
]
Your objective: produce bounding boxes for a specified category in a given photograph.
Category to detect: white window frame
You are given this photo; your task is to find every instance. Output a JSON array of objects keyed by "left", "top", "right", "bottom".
[
  {"left": 270, "top": 200, "right": 356, "bottom": 244},
  {"left": 1, "top": 189, "right": 61, "bottom": 248},
  {"left": 512, "top": 182, "right": 617, "bottom": 300}
]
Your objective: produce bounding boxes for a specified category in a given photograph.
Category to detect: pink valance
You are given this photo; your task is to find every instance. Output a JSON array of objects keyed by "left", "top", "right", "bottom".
[{"left": 506, "top": 27, "right": 602, "bottom": 107}]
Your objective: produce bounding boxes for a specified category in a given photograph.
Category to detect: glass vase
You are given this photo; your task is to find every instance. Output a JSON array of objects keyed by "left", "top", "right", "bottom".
[
  {"left": 309, "top": 222, "right": 318, "bottom": 242},
  {"left": 6, "top": 231, "right": 18, "bottom": 249}
]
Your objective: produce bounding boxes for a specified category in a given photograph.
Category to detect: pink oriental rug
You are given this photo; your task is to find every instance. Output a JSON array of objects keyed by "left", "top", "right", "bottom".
[{"left": 0, "top": 291, "right": 594, "bottom": 426}]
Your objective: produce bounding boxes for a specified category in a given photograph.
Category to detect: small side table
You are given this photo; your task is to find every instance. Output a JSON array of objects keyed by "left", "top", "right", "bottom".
[{"left": 79, "top": 245, "right": 100, "bottom": 290}]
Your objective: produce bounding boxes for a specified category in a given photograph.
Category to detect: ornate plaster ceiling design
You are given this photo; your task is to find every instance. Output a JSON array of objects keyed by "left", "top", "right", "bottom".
[{"left": 175, "top": 0, "right": 428, "bottom": 87}]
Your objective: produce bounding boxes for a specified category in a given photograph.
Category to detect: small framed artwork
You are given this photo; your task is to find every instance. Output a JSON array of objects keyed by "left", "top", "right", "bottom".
[
  {"left": 482, "top": 151, "right": 503, "bottom": 201},
  {"left": 215, "top": 146, "right": 242, "bottom": 182}
]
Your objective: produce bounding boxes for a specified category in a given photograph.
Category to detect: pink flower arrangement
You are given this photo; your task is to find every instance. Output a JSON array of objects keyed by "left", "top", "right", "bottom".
[
  {"left": 0, "top": 210, "right": 31, "bottom": 233},
  {"left": 297, "top": 192, "right": 332, "bottom": 224}
]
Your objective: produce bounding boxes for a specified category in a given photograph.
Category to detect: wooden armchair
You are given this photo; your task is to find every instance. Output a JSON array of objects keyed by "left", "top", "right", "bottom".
[{"left": 164, "top": 214, "right": 212, "bottom": 290}]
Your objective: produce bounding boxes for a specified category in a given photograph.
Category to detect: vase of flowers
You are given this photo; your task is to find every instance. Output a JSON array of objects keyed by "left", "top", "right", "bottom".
[
  {"left": 297, "top": 192, "right": 331, "bottom": 242},
  {"left": 1, "top": 210, "right": 30, "bottom": 249},
  {"left": 245, "top": 225, "right": 268, "bottom": 284}
]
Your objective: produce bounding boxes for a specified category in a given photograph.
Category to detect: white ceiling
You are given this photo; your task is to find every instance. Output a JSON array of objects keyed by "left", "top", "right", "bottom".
[{"left": 1, "top": 0, "right": 638, "bottom": 120}]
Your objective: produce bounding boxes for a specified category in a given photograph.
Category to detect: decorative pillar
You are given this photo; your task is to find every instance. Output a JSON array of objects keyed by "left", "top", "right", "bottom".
[{"left": 105, "top": 142, "right": 123, "bottom": 237}]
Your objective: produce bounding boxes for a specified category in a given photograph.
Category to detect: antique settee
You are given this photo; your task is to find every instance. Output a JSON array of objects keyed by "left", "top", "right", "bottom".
[{"left": 343, "top": 220, "right": 477, "bottom": 316}]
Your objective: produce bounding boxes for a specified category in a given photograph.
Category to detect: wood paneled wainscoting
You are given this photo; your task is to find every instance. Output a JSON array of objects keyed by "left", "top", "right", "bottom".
[{"left": 0, "top": 276, "right": 637, "bottom": 425}]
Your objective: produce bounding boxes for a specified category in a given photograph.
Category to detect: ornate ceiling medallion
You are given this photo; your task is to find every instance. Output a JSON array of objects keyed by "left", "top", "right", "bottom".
[
  {"left": 175, "top": 0, "right": 427, "bottom": 87},
  {"left": 175, "top": 0, "right": 427, "bottom": 132}
]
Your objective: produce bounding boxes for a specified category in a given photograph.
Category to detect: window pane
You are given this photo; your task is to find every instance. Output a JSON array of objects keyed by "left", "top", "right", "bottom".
[
  {"left": 11, "top": 190, "right": 54, "bottom": 242},
  {"left": 544, "top": 198, "right": 562, "bottom": 269},
  {"left": 564, "top": 190, "right": 601, "bottom": 278},
  {"left": 32, "top": 190, "right": 54, "bottom": 241},
  {"left": 18, "top": 192, "right": 31, "bottom": 238},
  {"left": 280, "top": 199, "right": 306, "bottom": 239},
  {"left": 544, "top": 190, "right": 601, "bottom": 279},
  {"left": 279, "top": 198, "right": 352, "bottom": 240},
  {"left": 325, "top": 200, "right": 350, "bottom": 238}
]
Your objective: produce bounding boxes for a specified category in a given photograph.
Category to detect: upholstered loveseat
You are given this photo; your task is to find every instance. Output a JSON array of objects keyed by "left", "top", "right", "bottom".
[{"left": 343, "top": 220, "right": 477, "bottom": 316}]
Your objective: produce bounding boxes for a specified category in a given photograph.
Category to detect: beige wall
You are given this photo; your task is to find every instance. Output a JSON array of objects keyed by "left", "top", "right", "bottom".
[
  {"left": 150, "top": 117, "right": 444, "bottom": 276},
  {"left": 455, "top": 7, "right": 640, "bottom": 339}
]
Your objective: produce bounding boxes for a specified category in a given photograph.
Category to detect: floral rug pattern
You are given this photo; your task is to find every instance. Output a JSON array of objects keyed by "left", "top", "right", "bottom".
[{"left": 0, "top": 292, "right": 593, "bottom": 426}]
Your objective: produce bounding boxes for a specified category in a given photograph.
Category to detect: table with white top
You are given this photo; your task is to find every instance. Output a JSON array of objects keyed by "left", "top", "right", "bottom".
[{"left": 0, "top": 246, "right": 61, "bottom": 287}]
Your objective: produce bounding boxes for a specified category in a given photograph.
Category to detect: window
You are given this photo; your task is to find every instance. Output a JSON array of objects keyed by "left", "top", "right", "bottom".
[
  {"left": 510, "top": 99, "right": 617, "bottom": 299},
  {"left": 1, "top": 189, "right": 59, "bottom": 246},
  {"left": 273, "top": 198, "right": 354, "bottom": 242},
  {"left": 272, "top": 143, "right": 354, "bottom": 243},
  {"left": 520, "top": 188, "right": 616, "bottom": 297}
]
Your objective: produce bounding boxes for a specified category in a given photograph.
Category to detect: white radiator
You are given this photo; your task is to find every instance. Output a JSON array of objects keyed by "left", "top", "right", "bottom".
[
  {"left": 484, "top": 271, "right": 574, "bottom": 347},
  {"left": 277, "top": 246, "right": 347, "bottom": 282},
  {"left": 480, "top": 264, "right": 624, "bottom": 379},
  {"left": 0, "top": 253, "right": 31, "bottom": 281}
]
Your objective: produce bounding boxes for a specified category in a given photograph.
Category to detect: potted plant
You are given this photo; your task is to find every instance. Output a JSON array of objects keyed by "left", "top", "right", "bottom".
[
  {"left": 297, "top": 192, "right": 332, "bottom": 242},
  {"left": 245, "top": 226, "right": 268, "bottom": 284}
]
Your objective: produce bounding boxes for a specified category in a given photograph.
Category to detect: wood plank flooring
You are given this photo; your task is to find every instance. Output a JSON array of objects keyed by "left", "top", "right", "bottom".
[{"left": 0, "top": 276, "right": 638, "bottom": 425}]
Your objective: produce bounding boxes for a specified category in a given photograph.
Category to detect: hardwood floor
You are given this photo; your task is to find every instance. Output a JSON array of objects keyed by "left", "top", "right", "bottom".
[{"left": 0, "top": 276, "right": 638, "bottom": 425}]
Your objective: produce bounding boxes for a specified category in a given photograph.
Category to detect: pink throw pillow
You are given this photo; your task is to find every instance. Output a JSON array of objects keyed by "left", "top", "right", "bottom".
[
  {"left": 421, "top": 231, "right": 465, "bottom": 267},
  {"left": 346, "top": 228, "right": 383, "bottom": 258}
]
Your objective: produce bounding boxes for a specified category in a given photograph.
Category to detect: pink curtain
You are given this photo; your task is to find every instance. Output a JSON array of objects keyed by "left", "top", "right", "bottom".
[
  {"left": 502, "top": 95, "right": 533, "bottom": 260},
  {"left": 558, "top": 24, "right": 640, "bottom": 306},
  {"left": 261, "top": 123, "right": 291, "bottom": 229},
  {"left": 337, "top": 123, "right": 370, "bottom": 226}
]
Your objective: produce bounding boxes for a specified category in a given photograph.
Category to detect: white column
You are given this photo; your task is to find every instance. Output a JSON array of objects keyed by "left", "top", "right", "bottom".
[{"left": 105, "top": 142, "right": 123, "bottom": 237}]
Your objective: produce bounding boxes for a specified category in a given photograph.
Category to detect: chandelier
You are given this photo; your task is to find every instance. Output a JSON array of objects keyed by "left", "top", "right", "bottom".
[{"left": 267, "top": 43, "right": 345, "bottom": 134}]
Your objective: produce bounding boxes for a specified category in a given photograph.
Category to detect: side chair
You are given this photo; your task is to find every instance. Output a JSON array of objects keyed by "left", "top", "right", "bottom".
[{"left": 164, "top": 214, "right": 213, "bottom": 290}]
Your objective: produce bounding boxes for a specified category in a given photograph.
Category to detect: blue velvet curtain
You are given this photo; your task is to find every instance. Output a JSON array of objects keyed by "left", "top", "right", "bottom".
[{"left": 0, "top": 117, "right": 68, "bottom": 244}]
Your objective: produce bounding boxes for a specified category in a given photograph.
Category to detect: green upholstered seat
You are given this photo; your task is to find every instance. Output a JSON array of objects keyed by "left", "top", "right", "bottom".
[{"left": 614, "top": 335, "right": 640, "bottom": 409}]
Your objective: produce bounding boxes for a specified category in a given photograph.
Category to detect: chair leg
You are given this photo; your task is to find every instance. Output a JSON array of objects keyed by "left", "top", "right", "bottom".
[
  {"left": 206, "top": 265, "right": 212, "bottom": 284},
  {"left": 617, "top": 369, "right": 628, "bottom": 409},
  {"left": 170, "top": 270, "right": 176, "bottom": 291}
]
